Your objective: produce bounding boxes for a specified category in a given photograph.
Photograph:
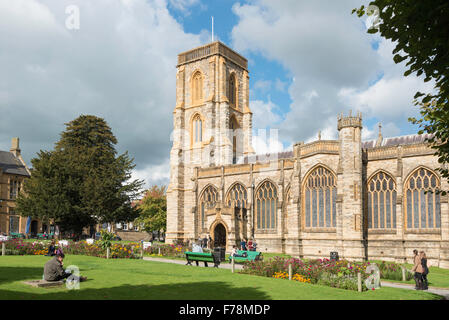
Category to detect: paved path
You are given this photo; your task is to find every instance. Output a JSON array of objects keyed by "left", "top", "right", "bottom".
[
  {"left": 380, "top": 281, "right": 449, "bottom": 300},
  {"left": 143, "top": 257, "right": 449, "bottom": 299}
]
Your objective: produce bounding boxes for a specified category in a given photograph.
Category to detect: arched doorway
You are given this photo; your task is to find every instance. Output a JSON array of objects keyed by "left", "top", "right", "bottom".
[
  {"left": 31, "top": 220, "right": 38, "bottom": 235},
  {"left": 213, "top": 223, "right": 226, "bottom": 248}
]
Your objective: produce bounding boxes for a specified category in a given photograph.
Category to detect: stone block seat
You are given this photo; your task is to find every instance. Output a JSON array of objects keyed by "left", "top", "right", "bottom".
[{"left": 23, "top": 279, "right": 64, "bottom": 288}]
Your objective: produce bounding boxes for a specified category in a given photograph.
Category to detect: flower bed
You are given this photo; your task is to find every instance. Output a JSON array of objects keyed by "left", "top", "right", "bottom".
[
  {"left": 143, "top": 243, "right": 187, "bottom": 258},
  {"left": 2, "top": 239, "right": 48, "bottom": 255},
  {"left": 240, "top": 257, "right": 373, "bottom": 291},
  {"left": 1, "top": 239, "right": 141, "bottom": 259}
]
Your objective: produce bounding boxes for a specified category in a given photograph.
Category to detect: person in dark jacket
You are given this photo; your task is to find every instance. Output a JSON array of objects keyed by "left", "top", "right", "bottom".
[
  {"left": 45, "top": 240, "right": 56, "bottom": 256},
  {"left": 420, "top": 251, "right": 429, "bottom": 290},
  {"left": 44, "top": 252, "right": 87, "bottom": 282},
  {"left": 44, "top": 253, "right": 70, "bottom": 281},
  {"left": 240, "top": 238, "right": 247, "bottom": 251}
]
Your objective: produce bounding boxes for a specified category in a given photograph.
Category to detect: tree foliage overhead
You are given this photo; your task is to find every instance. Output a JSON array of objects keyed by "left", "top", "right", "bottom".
[
  {"left": 135, "top": 185, "right": 167, "bottom": 234},
  {"left": 353, "top": 1, "right": 449, "bottom": 193},
  {"left": 17, "top": 115, "right": 144, "bottom": 235}
]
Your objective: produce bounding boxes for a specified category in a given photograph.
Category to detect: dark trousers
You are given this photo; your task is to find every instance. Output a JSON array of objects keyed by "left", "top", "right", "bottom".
[
  {"left": 421, "top": 273, "right": 428, "bottom": 289},
  {"left": 47, "top": 272, "right": 71, "bottom": 282},
  {"left": 414, "top": 272, "right": 423, "bottom": 289}
]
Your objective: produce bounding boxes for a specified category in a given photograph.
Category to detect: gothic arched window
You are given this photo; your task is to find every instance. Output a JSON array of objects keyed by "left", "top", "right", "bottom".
[
  {"left": 192, "top": 71, "right": 203, "bottom": 104},
  {"left": 192, "top": 114, "right": 202, "bottom": 143},
  {"left": 199, "top": 185, "right": 218, "bottom": 229},
  {"left": 226, "top": 183, "right": 248, "bottom": 209},
  {"left": 303, "top": 166, "right": 337, "bottom": 228},
  {"left": 230, "top": 116, "right": 239, "bottom": 164},
  {"left": 255, "top": 181, "right": 278, "bottom": 230},
  {"left": 229, "top": 73, "right": 237, "bottom": 107},
  {"left": 404, "top": 168, "right": 441, "bottom": 229},
  {"left": 368, "top": 171, "right": 397, "bottom": 229}
]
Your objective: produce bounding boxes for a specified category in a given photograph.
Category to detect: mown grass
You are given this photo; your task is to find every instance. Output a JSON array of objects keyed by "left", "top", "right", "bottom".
[
  {"left": 0, "top": 255, "right": 441, "bottom": 300},
  {"left": 375, "top": 262, "right": 449, "bottom": 289}
]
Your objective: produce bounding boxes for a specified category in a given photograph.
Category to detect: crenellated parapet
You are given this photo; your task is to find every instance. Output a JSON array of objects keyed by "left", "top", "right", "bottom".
[{"left": 337, "top": 111, "right": 362, "bottom": 130}]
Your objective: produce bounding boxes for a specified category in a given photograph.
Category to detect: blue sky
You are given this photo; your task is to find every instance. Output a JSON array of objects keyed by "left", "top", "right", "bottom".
[{"left": 0, "top": 0, "right": 433, "bottom": 187}]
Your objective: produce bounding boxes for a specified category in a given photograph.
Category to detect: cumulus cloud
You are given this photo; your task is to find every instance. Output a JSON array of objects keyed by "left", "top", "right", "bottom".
[
  {"left": 231, "top": 0, "right": 429, "bottom": 147},
  {"left": 0, "top": 0, "right": 204, "bottom": 188},
  {"left": 250, "top": 99, "right": 283, "bottom": 130}
]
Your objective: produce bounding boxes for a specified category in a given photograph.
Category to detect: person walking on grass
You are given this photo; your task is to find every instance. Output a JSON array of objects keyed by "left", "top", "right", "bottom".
[
  {"left": 420, "top": 251, "right": 429, "bottom": 290},
  {"left": 411, "top": 249, "right": 424, "bottom": 290}
]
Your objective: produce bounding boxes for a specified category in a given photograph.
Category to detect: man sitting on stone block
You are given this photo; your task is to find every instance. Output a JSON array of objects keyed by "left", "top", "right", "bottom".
[{"left": 44, "top": 252, "right": 87, "bottom": 282}]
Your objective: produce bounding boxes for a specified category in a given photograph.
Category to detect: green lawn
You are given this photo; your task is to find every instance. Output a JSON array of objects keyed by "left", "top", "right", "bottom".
[
  {"left": 379, "top": 263, "right": 449, "bottom": 289},
  {"left": 0, "top": 255, "right": 441, "bottom": 300}
]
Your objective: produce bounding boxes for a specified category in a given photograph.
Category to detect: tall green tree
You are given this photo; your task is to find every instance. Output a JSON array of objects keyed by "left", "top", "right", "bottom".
[
  {"left": 353, "top": 1, "right": 449, "bottom": 193},
  {"left": 17, "top": 115, "right": 143, "bottom": 237},
  {"left": 135, "top": 185, "right": 167, "bottom": 236}
]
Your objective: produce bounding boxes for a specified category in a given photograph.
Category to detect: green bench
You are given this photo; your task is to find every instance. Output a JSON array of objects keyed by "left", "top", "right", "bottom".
[
  {"left": 36, "top": 233, "right": 54, "bottom": 239},
  {"left": 229, "top": 250, "right": 262, "bottom": 263},
  {"left": 10, "top": 232, "right": 25, "bottom": 239},
  {"left": 185, "top": 251, "right": 220, "bottom": 268}
]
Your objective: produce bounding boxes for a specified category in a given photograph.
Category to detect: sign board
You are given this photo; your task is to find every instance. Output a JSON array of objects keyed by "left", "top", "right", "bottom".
[
  {"left": 58, "top": 240, "right": 69, "bottom": 247},
  {"left": 143, "top": 241, "right": 152, "bottom": 249},
  {"left": 86, "top": 239, "right": 94, "bottom": 244}
]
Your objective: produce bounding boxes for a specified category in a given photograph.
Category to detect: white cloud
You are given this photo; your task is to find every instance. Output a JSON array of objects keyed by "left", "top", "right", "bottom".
[
  {"left": 250, "top": 99, "right": 283, "bottom": 130},
  {"left": 0, "top": 0, "right": 203, "bottom": 177},
  {"left": 131, "top": 160, "right": 170, "bottom": 189},
  {"left": 168, "top": 0, "right": 201, "bottom": 14},
  {"left": 231, "top": 0, "right": 430, "bottom": 146},
  {"left": 252, "top": 129, "right": 285, "bottom": 155}
]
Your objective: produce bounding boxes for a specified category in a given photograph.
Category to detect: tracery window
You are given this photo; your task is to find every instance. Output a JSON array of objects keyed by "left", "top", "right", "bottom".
[
  {"left": 368, "top": 171, "right": 397, "bottom": 229},
  {"left": 192, "top": 71, "right": 203, "bottom": 104},
  {"left": 226, "top": 183, "right": 248, "bottom": 209},
  {"left": 303, "top": 166, "right": 337, "bottom": 228},
  {"left": 405, "top": 168, "right": 441, "bottom": 229},
  {"left": 255, "top": 181, "right": 277, "bottom": 230},
  {"left": 199, "top": 185, "right": 218, "bottom": 229}
]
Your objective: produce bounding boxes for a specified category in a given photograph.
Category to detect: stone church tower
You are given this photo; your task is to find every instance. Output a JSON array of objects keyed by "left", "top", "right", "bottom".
[{"left": 166, "top": 41, "right": 255, "bottom": 243}]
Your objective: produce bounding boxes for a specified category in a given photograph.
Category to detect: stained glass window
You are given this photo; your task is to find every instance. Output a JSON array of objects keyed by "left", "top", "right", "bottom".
[
  {"left": 405, "top": 168, "right": 441, "bottom": 229},
  {"left": 226, "top": 183, "right": 248, "bottom": 209},
  {"left": 255, "top": 181, "right": 277, "bottom": 230},
  {"left": 199, "top": 185, "right": 218, "bottom": 229},
  {"left": 303, "top": 166, "right": 337, "bottom": 228},
  {"left": 367, "top": 171, "right": 397, "bottom": 229}
]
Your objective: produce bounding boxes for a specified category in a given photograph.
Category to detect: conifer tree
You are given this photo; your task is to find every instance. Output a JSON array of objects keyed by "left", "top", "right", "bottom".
[{"left": 17, "top": 115, "right": 143, "bottom": 238}]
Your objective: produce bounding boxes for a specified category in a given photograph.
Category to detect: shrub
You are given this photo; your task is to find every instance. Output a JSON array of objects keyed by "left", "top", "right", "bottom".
[
  {"left": 241, "top": 257, "right": 371, "bottom": 291},
  {"left": 377, "top": 261, "right": 413, "bottom": 281}
]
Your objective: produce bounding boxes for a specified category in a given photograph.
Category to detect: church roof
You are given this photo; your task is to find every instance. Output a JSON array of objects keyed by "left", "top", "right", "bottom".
[
  {"left": 0, "top": 151, "right": 30, "bottom": 176},
  {"left": 243, "top": 133, "right": 434, "bottom": 164},
  {"left": 362, "top": 133, "right": 434, "bottom": 149},
  {"left": 243, "top": 150, "right": 294, "bottom": 164}
]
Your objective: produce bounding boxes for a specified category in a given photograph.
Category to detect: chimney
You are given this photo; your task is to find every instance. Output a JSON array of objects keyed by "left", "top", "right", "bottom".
[{"left": 10, "top": 137, "right": 21, "bottom": 157}]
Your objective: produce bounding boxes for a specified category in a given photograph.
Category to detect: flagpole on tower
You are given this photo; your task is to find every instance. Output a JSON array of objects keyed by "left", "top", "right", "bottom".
[{"left": 211, "top": 16, "right": 214, "bottom": 42}]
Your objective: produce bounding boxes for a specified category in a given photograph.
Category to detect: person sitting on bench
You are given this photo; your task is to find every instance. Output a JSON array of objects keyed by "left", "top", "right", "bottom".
[
  {"left": 231, "top": 246, "right": 247, "bottom": 259},
  {"left": 43, "top": 252, "right": 87, "bottom": 282}
]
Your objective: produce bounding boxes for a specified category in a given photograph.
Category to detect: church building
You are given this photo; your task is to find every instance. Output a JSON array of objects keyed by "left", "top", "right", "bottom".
[{"left": 166, "top": 41, "right": 449, "bottom": 268}]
